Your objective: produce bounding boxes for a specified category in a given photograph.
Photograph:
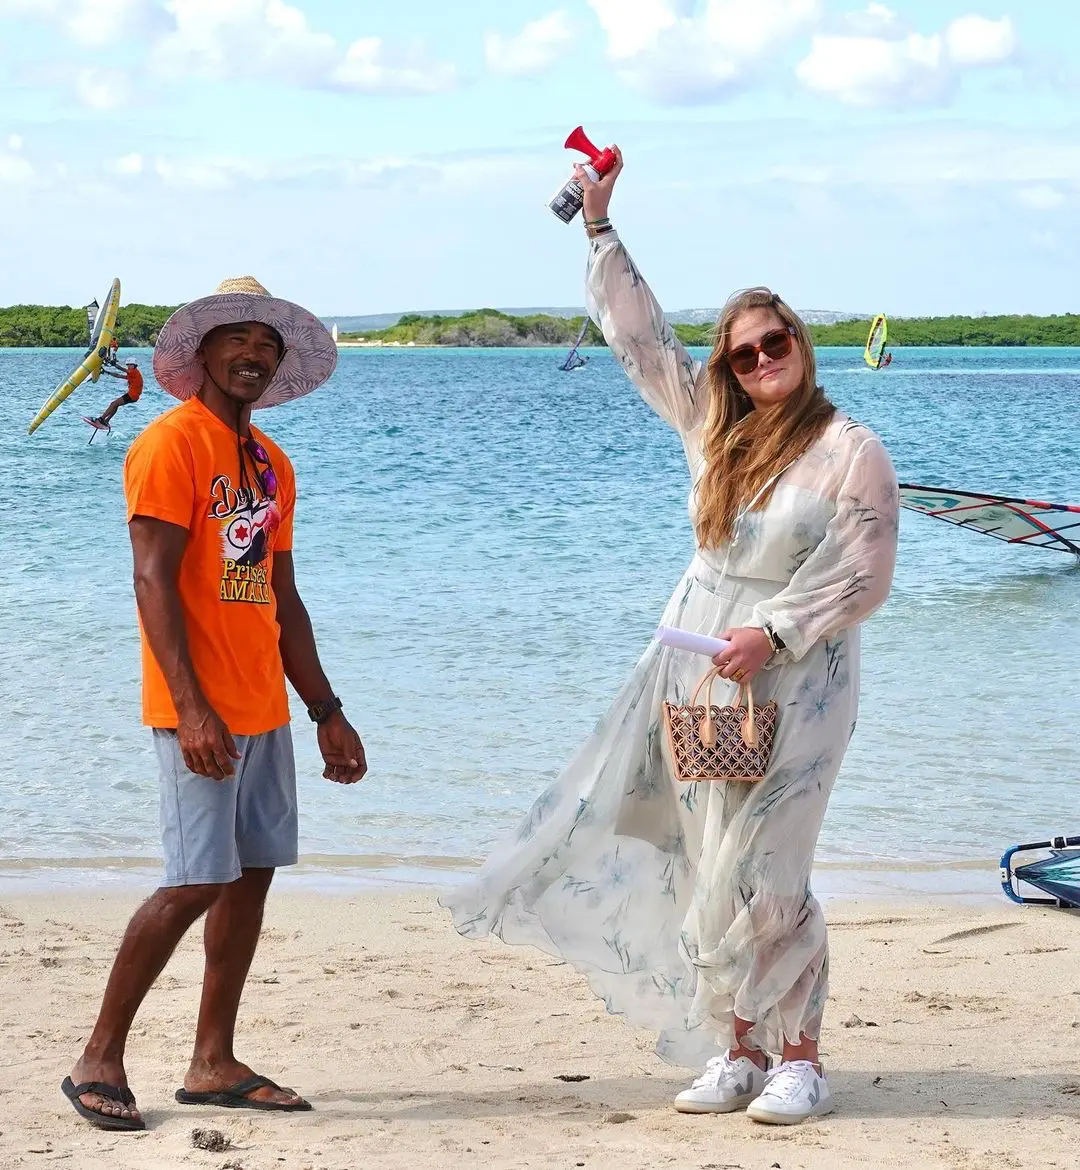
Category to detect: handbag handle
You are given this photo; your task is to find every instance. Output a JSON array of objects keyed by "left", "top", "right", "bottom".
[{"left": 688, "top": 665, "right": 758, "bottom": 750}]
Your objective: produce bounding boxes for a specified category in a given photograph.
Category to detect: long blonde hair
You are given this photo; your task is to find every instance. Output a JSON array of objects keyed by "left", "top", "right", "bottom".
[{"left": 695, "top": 287, "right": 835, "bottom": 548}]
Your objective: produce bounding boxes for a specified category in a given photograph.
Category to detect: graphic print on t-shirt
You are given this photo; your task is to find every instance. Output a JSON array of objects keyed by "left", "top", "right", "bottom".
[{"left": 208, "top": 473, "right": 281, "bottom": 604}]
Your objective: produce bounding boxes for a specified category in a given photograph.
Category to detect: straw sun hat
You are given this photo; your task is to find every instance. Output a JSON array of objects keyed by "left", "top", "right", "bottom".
[{"left": 152, "top": 276, "right": 338, "bottom": 409}]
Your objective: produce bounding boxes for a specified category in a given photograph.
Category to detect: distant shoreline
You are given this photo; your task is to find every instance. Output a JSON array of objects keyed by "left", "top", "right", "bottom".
[
  {"left": 4, "top": 303, "right": 1078, "bottom": 348},
  {"left": 4, "top": 341, "right": 1080, "bottom": 352}
]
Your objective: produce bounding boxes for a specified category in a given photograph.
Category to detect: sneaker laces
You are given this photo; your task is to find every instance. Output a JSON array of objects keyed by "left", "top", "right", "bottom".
[
  {"left": 690, "top": 1054, "right": 738, "bottom": 1089},
  {"left": 761, "top": 1060, "right": 819, "bottom": 1101},
  {"left": 691, "top": 1051, "right": 766, "bottom": 1090}
]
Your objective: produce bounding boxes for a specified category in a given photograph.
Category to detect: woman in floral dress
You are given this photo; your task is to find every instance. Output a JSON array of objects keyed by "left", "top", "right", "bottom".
[{"left": 444, "top": 148, "right": 899, "bottom": 1125}]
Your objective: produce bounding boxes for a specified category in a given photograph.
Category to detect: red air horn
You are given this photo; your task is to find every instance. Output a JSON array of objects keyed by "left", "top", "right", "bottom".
[{"left": 547, "top": 126, "right": 617, "bottom": 223}]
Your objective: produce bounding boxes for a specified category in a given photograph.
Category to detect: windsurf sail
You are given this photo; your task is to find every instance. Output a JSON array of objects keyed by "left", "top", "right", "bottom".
[
  {"left": 331, "top": 322, "right": 339, "bottom": 343},
  {"left": 899, "top": 483, "right": 1080, "bottom": 556},
  {"left": 1001, "top": 836, "right": 1080, "bottom": 907},
  {"left": 85, "top": 298, "right": 100, "bottom": 343},
  {"left": 28, "top": 277, "right": 121, "bottom": 435},
  {"left": 863, "top": 313, "right": 888, "bottom": 370},
  {"left": 560, "top": 319, "right": 590, "bottom": 372}
]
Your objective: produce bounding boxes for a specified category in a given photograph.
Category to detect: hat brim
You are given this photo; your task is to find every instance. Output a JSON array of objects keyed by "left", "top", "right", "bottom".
[{"left": 152, "top": 292, "right": 337, "bottom": 408}]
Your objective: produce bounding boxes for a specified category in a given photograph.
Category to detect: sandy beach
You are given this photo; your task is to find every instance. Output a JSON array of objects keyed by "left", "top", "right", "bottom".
[{"left": 2, "top": 887, "right": 1078, "bottom": 1170}]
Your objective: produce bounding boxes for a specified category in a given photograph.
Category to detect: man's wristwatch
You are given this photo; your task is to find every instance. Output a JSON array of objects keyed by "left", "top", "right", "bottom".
[{"left": 307, "top": 695, "right": 343, "bottom": 725}]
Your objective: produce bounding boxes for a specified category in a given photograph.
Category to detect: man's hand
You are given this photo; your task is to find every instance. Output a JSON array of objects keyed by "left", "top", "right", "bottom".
[
  {"left": 176, "top": 702, "right": 241, "bottom": 780},
  {"left": 317, "top": 712, "right": 368, "bottom": 785},
  {"left": 711, "top": 627, "right": 775, "bottom": 685}
]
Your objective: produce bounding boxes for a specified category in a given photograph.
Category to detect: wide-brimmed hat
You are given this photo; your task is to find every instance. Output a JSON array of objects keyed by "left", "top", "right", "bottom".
[{"left": 153, "top": 276, "right": 337, "bottom": 409}]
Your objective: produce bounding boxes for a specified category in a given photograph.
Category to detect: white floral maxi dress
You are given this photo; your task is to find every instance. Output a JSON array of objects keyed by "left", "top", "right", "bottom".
[{"left": 443, "top": 230, "right": 900, "bottom": 1070}]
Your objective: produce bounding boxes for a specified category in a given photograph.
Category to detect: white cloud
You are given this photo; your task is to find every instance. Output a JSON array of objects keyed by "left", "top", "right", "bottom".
[
  {"left": 1015, "top": 184, "right": 1067, "bottom": 211},
  {"left": 0, "top": 151, "right": 35, "bottom": 186},
  {"left": 797, "top": 7, "right": 1019, "bottom": 107},
  {"left": 145, "top": 151, "right": 447, "bottom": 192},
  {"left": 154, "top": 0, "right": 336, "bottom": 81},
  {"left": 63, "top": 0, "right": 161, "bottom": 48},
  {"left": 0, "top": 0, "right": 54, "bottom": 13},
  {"left": 797, "top": 31, "right": 951, "bottom": 106},
  {"left": 587, "top": 0, "right": 820, "bottom": 103},
  {"left": 332, "top": 37, "right": 457, "bottom": 94},
  {"left": 152, "top": 0, "right": 456, "bottom": 93},
  {"left": 153, "top": 155, "right": 260, "bottom": 189},
  {"left": 837, "top": 1, "right": 904, "bottom": 37},
  {"left": 115, "top": 152, "right": 144, "bottom": 176},
  {"left": 484, "top": 10, "right": 574, "bottom": 77},
  {"left": 587, "top": 1, "right": 1022, "bottom": 107},
  {"left": 7, "top": 134, "right": 23, "bottom": 151},
  {"left": 944, "top": 14, "right": 1016, "bottom": 67},
  {"left": 587, "top": 0, "right": 677, "bottom": 59},
  {"left": 74, "top": 66, "right": 131, "bottom": 109},
  {"left": 0, "top": 0, "right": 163, "bottom": 47},
  {"left": 3, "top": 0, "right": 457, "bottom": 95}
]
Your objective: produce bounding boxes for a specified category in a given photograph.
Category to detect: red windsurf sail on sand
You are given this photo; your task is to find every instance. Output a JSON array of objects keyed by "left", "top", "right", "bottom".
[{"left": 899, "top": 484, "right": 1080, "bottom": 556}]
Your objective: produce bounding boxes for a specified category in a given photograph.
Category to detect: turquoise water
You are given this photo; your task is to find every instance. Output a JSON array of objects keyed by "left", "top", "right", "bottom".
[{"left": 2, "top": 345, "right": 1079, "bottom": 891}]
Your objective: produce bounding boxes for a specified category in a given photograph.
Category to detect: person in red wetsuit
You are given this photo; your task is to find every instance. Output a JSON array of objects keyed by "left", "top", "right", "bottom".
[{"left": 94, "top": 362, "right": 144, "bottom": 429}]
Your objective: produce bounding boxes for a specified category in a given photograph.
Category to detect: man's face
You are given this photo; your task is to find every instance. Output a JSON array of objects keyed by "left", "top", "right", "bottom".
[{"left": 198, "top": 321, "right": 284, "bottom": 405}]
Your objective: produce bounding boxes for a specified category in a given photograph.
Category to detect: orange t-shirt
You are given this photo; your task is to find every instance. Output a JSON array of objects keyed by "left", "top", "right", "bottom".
[
  {"left": 123, "top": 397, "right": 296, "bottom": 735},
  {"left": 126, "top": 368, "right": 144, "bottom": 401}
]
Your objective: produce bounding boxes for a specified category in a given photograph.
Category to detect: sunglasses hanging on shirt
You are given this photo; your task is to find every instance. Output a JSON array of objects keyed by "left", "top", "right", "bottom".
[{"left": 243, "top": 436, "right": 277, "bottom": 500}]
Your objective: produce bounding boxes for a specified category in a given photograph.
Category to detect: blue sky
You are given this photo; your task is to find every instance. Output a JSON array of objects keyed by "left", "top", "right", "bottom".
[{"left": 0, "top": 0, "right": 1076, "bottom": 316}]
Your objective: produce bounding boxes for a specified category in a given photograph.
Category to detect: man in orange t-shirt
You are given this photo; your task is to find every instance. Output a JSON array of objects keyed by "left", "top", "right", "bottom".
[{"left": 64, "top": 278, "right": 366, "bottom": 1133}]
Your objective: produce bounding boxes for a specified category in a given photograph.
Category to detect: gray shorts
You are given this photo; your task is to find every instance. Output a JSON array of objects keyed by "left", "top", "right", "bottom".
[{"left": 154, "top": 724, "right": 298, "bottom": 887}]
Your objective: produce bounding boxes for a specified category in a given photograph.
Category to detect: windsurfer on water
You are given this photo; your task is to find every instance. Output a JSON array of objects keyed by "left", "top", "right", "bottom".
[{"left": 90, "top": 361, "right": 144, "bottom": 431}]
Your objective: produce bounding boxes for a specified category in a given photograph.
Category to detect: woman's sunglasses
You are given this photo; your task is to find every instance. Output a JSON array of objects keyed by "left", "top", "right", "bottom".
[
  {"left": 244, "top": 437, "right": 278, "bottom": 499},
  {"left": 725, "top": 326, "right": 797, "bottom": 376}
]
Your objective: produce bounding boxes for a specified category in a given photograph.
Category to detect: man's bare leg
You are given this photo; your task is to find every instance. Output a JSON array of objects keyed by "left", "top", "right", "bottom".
[
  {"left": 181, "top": 867, "right": 306, "bottom": 1108},
  {"left": 97, "top": 396, "right": 126, "bottom": 426},
  {"left": 67, "top": 883, "right": 221, "bottom": 1124}
]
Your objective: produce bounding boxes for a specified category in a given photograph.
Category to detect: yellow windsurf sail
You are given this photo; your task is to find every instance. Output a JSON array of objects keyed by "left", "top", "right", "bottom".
[
  {"left": 28, "top": 277, "right": 122, "bottom": 434},
  {"left": 863, "top": 313, "right": 888, "bottom": 370}
]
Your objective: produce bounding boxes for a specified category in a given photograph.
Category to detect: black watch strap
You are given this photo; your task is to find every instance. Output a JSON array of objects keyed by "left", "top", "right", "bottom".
[
  {"left": 307, "top": 695, "right": 343, "bottom": 725},
  {"left": 763, "top": 624, "right": 787, "bottom": 654}
]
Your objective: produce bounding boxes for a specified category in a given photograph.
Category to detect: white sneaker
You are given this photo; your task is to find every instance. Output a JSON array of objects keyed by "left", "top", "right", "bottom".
[
  {"left": 673, "top": 1051, "right": 769, "bottom": 1114},
  {"left": 746, "top": 1059, "right": 833, "bottom": 1124}
]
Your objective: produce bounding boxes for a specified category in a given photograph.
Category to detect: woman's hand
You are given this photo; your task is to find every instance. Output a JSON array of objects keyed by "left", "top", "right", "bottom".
[
  {"left": 575, "top": 144, "right": 623, "bottom": 222},
  {"left": 711, "top": 627, "right": 774, "bottom": 685}
]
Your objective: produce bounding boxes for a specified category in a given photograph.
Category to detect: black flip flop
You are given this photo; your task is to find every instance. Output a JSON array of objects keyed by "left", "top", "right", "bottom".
[
  {"left": 61, "top": 1076, "right": 145, "bottom": 1132},
  {"left": 174, "top": 1073, "right": 312, "bottom": 1112}
]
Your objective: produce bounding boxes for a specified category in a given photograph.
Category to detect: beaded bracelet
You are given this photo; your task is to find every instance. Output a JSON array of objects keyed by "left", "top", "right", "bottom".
[{"left": 584, "top": 216, "right": 611, "bottom": 226}]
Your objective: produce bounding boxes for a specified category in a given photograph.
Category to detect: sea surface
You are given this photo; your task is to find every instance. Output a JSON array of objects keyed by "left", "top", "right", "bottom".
[{"left": 2, "top": 344, "right": 1079, "bottom": 896}]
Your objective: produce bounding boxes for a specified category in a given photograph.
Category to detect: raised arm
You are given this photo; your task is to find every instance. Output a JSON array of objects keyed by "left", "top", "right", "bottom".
[{"left": 578, "top": 148, "right": 707, "bottom": 435}]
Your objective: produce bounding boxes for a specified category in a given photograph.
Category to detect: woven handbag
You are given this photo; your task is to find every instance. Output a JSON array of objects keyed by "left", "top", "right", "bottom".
[{"left": 662, "top": 665, "right": 778, "bottom": 782}]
